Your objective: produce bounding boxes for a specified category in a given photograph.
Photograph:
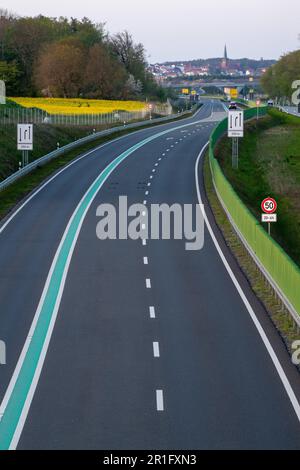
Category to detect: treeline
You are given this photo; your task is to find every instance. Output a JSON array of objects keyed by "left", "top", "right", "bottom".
[
  {"left": 261, "top": 49, "right": 300, "bottom": 100},
  {"left": 0, "top": 9, "right": 169, "bottom": 101}
]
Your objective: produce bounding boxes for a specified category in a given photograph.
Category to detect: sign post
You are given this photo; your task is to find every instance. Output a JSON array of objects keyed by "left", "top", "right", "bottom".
[
  {"left": 261, "top": 197, "right": 277, "bottom": 236},
  {"left": 228, "top": 110, "right": 244, "bottom": 169},
  {"left": 256, "top": 99, "right": 261, "bottom": 120},
  {"left": 17, "top": 124, "right": 33, "bottom": 167}
]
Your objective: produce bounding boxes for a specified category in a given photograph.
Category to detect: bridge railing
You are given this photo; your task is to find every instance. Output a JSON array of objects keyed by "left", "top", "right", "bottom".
[{"left": 209, "top": 106, "right": 300, "bottom": 325}]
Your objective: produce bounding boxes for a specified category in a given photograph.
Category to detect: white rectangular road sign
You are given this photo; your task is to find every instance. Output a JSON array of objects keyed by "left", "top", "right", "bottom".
[
  {"left": 228, "top": 110, "right": 244, "bottom": 137},
  {"left": 17, "top": 124, "right": 33, "bottom": 150},
  {"left": 262, "top": 214, "right": 277, "bottom": 223}
]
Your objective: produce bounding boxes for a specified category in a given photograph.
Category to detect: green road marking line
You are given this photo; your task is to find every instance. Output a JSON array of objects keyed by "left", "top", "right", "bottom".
[{"left": 0, "top": 117, "right": 205, "bottom": 449}]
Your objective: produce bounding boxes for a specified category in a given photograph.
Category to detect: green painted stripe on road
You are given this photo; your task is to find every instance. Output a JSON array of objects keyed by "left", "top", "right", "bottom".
[{"left": 0, "top": 116, "right": 207, "bottom": 449}]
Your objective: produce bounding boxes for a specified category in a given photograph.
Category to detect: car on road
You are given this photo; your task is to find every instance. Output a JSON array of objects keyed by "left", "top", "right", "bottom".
[{"left": 229, "top": 101, "right": 238, "bottom": 110}]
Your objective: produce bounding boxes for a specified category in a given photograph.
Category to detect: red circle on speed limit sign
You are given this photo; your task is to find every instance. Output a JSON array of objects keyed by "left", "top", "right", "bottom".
[{"left": 261, "top": 197, "right": 277, "bottom": 214}]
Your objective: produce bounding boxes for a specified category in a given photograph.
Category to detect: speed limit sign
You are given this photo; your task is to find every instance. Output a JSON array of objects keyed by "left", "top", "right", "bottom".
[{"left": 261, "top": 197, "right": 277, "bottom": 214}]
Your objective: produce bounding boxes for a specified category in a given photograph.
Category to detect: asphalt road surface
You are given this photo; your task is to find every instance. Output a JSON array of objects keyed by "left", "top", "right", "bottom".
[{"left": 0, "top": 100, "right": 299, "bottom": 449}]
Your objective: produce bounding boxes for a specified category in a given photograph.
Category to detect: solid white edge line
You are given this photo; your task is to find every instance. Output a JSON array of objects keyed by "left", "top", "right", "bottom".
[
  {"left": 0, "top": 101, "right": 212, "bottom": 447},
  {"left": 6, "top": 147, "right": 129, "bottom": 449},
  {"left": 195, "top": 142, "right": 300, "bottom": 424}
]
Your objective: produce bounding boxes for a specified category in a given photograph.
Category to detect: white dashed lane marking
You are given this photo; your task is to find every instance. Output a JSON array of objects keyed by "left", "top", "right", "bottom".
[
  {"left": 143, "top": 257, "right": 148, "bottom": 265},
  {"left": 149, "top": 306, "right": 156, "bottom": 319},
  {"left": 146, "top": 278, "right": 151, "bottom": 289},
  {"left": 156, "top": 390, "right": 164, "bottom": 411},
  {"left": 153, "top": 342, "right": 160, "bottom": 358}
]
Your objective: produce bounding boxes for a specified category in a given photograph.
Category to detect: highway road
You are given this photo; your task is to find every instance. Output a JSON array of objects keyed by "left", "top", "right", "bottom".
[{"left": 0, "top": 100, "right": 299, "bottom": 449}]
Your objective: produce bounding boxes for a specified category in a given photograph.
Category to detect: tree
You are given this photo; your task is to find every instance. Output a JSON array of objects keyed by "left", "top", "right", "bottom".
[
  {"left": 0, "top": 13, "right": 166, "bottom": 101},
  {"left": 0, "top": 60, "right": 21, "bottom": 94},
  {"left": 123, "top": 74, "right": 142, "bottom": 98},
  {"left": 261, "top": 50, "right": 300, "bottom": 102},
  {"left": 6, "top": 16, "right": 61, "bottom": 94},
  {"left": 109, "top": 31, "right": 146, "bottom": 83},
  {"left": 70, "top": 17, "right": 105, "bottom": 48},
  {"left": 84, "top": 43, "right": 127, "bottom": 99},
  {"left": 35, "top": 43, "right": 86, "bottom": 97}
]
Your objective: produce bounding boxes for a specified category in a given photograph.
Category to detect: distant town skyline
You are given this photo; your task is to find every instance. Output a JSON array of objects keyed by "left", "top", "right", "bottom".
[
  {"left": 149, "top": 46, "right": 274, "bottom": 81},
  {"left": 3, "top": 0, "right": 300, "bottom": 62}
]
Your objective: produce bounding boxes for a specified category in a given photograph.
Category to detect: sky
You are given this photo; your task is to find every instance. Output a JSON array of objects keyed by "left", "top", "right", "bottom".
[{"left": 3, "top": 0, "right": 300, "bottom": 63}]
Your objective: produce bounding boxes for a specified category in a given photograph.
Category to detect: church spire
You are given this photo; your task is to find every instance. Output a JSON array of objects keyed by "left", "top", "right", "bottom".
[
  {"left": 224, "top": 44, "right": 228, "bottom": 60},
  {"left": 221, "top": 44, "right": 228, "bottom": 70}
]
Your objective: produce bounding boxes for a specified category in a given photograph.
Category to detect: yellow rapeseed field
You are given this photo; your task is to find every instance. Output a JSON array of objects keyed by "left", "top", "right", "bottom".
[{"left": 9, "top": 97, "right": 147, "bottom": 115}]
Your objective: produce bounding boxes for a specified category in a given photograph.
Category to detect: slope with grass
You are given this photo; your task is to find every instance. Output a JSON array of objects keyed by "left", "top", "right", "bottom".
[
  {"left": 215, "top": 108, "right": 300, "bottom": 266},
  {"left": 0, "top": 124, "right": 97, "bottom": 181}
]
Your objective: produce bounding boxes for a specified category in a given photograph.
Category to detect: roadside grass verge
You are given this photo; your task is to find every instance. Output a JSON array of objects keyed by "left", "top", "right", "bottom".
[
  {"left": 203, "top": 150, "right": 300, "bottom": 366},
  {"left": 0, "top": 109, "right": 197, "bottom": 221},
  {"left": 214, "top": 108, "right": 300, "bottom": 267},
  {"left": 0, "top": 124, "right": 95, "bottom": 180}
]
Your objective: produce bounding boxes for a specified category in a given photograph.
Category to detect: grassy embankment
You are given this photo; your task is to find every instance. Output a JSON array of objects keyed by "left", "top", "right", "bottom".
[
  {"left": 0, "top": 104, "right": 199, "bottom": 220},
  {"left": 0, "top": 98, "right": 149, "bottom": 181},
  {"left": 214, "top": 108, "right": 300, "bottom": 268},
  {"left": 203, "top": 151, "right": 299, "bottom": 364}
]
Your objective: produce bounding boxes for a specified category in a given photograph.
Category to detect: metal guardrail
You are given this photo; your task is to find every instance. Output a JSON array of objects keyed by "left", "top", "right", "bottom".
[
  {"left": 0, "top": 107, "right": 198, "bottom": 193},
  {"left": 277, "top": 105, "right": 300, "bottom": 117}
]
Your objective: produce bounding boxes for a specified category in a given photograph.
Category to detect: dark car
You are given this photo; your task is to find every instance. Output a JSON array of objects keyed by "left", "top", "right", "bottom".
[{"left": 229, "top": 101, "right": 238, "bottom": 110}]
